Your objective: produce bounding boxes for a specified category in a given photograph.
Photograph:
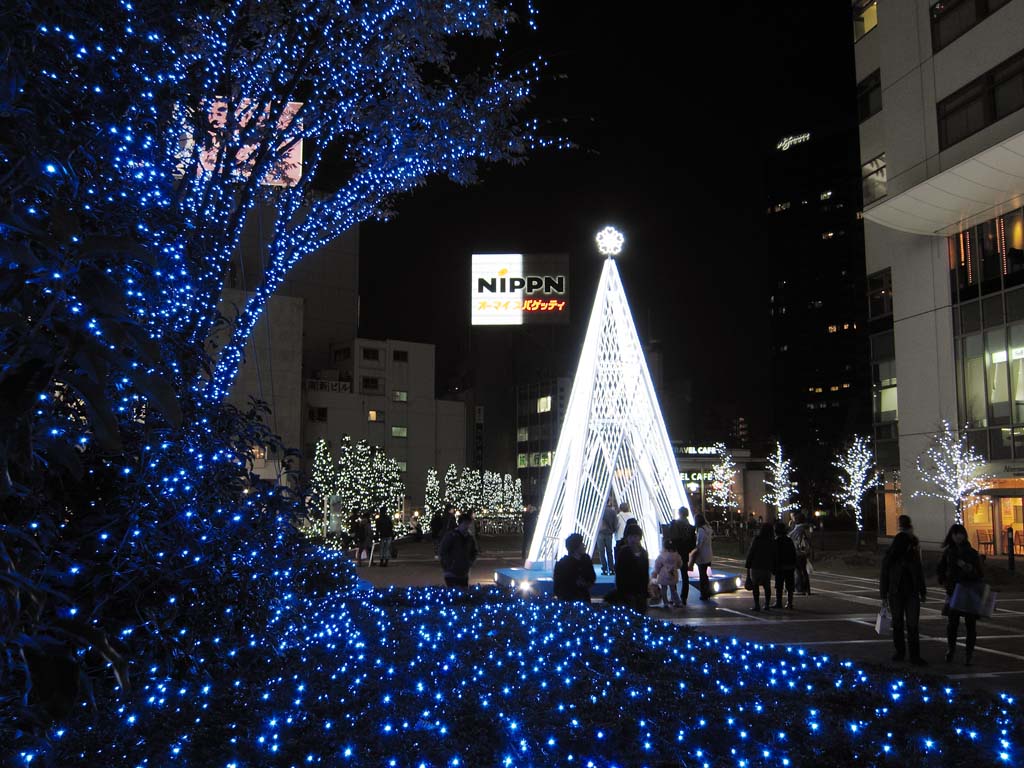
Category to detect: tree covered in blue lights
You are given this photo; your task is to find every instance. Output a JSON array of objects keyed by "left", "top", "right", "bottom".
[{"left": 1, "top": 0, "right": 546, "bottom": 753}]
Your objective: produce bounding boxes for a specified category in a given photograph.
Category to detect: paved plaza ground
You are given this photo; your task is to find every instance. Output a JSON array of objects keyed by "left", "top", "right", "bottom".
[{"left": 353, "top": 533, "right": 1024, "bottom": 699}]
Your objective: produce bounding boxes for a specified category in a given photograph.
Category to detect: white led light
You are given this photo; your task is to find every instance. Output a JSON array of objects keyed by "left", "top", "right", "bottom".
[
  {"left": 712, "top": 582, "right": 721, "bottom": 593},
  {"left": 595, "top": 226, "right": 624, "bottom": 257},
  {"left": 526, "top": 257, "right": 691, "bottom": 564}
]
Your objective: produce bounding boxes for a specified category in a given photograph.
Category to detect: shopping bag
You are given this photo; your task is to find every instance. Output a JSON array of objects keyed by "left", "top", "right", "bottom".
[
  {"left": 875, "top": 605, "right": 892, "bottom": 635},
  {"left": 744, "top": 571, "right": 753, "bottom": 591},
  {"left": 950, "top": 582, "right": 991, "bottom": 616}
]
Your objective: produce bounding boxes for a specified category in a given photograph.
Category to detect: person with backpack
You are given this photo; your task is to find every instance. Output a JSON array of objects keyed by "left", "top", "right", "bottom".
[
  {"left": 789, "top": 511, "right": 813, "bottom": 595},
  {"left": 880, "top": 514, "right": 928, "bottom": 665},
  {"left": 596, "top": 499, "right": 619, "bottom": 576}
]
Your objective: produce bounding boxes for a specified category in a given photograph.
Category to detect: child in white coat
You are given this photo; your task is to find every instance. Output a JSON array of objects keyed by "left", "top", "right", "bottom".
[{"left": 650, "top": 540, "right": 683, "bottom": 608}]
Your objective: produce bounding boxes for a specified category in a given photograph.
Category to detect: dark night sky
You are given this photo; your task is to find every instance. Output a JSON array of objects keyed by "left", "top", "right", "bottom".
[{"left": 358, "top": 2, "right": 858, "bottom": 445}]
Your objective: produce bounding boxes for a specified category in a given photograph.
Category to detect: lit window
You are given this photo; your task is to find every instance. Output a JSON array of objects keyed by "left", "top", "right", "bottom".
[
  {"left": 537, "top": 396, "right": 552, "bottom": 413},
  {"left": 843, "top": 383, "right": 851, "bottom": 389},
  {"left": 843, "top": 323, "right": 850, "bottom": 330},
  {"left": 517, "top": 427, "right": 529, "bottom": 442},
  {"left": 393, "top": 390, "right": 408, "bottom": 402},
  {"left": 814, "top": 387, "right": 823, "bottom": 393},
  {"left": 820, "top": 190, "right": 833, "bottom": 201},
  {"left": 853, "top": 0, "right": 877, "bottom": 42},
  {"left": 396, "top": 460, "right": 407, "bottom": 472},
  {"left": 822, "top": 232, "right": 834, "bottom": 240},
  {"left": 862, "top": 153, "right": 887, "bottom": 205},
  {"left": 828, "top": 325, "right": 838, "bottom": 333},
  {"left": 517, "top": 453, "right": 529, "bottom": 468},
  {"left": 391, "top": 426, "right": 407, "bottom": 438},
  {"left": 830, "top": 385, "right": 839, "bottom": 392},
  {"left": 368, "top": 410, "right": 384, "bottom": 422}
]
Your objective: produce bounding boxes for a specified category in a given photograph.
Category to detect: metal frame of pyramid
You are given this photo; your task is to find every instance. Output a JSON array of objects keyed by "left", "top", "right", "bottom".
[{"left": 526, "top": 255, "right": 691, "bottom": 565}]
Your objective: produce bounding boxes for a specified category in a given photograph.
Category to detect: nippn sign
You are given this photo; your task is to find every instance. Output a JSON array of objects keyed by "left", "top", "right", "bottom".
[{"left": 471, "top": 253, "right": 569, "bottom": 326}]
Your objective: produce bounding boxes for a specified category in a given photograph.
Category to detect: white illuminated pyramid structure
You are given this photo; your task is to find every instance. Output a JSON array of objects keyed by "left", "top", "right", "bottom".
[{"left": 527, "top": 256, "right": 691, "bottom": 565}]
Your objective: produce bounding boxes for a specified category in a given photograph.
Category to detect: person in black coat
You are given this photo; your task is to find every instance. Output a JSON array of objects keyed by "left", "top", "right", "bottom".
[
  {"left": 937, "top": 523, "right": 984, "bottom": 665},
  {"left": 553, "top": 533, "right": 597, "bottom": 602},
  {"left": 880, "top": 514, "right": 928, "bottom": 665},
  {"left": 376, "top": 510, "right": 395, "bottom": 567},
  {"left": 772, "top": 521, "right": 797, "bottom": 609},
  {"left": 744, "top": 523, "right": 777, "bottom": 611},
  {"left": 439, "top": 513, "right": 478, "bottom": 588},
  {"left": 615, "top": 521, "right": 650, "bottom": 614},
  {"left": 665, "top": 506, "right": 696, "bottom": 605}
]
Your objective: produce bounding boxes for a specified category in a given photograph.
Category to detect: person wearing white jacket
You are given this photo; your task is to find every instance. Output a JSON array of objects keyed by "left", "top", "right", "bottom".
[{"left": 688, "top": 514, "right": 714, "bottom": 600}]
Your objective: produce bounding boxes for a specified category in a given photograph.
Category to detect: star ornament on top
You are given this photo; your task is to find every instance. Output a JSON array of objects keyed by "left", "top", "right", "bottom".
[{"left": 595, "top": 226, "right": 624, "bottom": 257}]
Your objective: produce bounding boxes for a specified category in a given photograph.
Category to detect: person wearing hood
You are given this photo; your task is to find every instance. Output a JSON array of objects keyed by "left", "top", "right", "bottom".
[
  {"left": 880, "top": 514, "right": 928, "bottom": 665},
  {"left": 553, "top": 532, "right": 597, "bottom": 602},
  {"left": 615, "top": 521, "right": 650, "bottom": 614},
  {"left": 937, "top": 523, "right": 984, "bottom": 665}
]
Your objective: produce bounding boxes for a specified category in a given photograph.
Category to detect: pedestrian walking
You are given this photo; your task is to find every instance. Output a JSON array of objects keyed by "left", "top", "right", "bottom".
[
  {"left": 650, "top": 540, "right": 683, "bottom": 608},
  {"left": 615, "top": 521, "right": 650, "bottom": 614},
  {"left": 772, "top": 521, "right": 797, "bottom": 609},
  {"left": 439, "top": 512, "right": 478, "bottom": 588},
  {"left": 937, "top": 523, "right": 984, "bottom": 665},
  {"left": 665, "top": 506, "right": 696, "bottom": 606},
  {"left": 789, "top": 512, "right": 813, "bottom": 594},
  {"left": 688, "top": 514, "right": 714, "bottom": 601},
  {"left": 553, "top": 533, "right": 597, "bottom": 602},
  {"left": 596, "top": 499, "right": 618, "bottom": 575},
  {"left": 880, "top": 514, "right": 928, "bottom": 665},
  {"left": 376, "top": 510, "right": 395, "bottom": 567},
  {"left": 745, "top": 522, "right": 777, "bottom": 611}
]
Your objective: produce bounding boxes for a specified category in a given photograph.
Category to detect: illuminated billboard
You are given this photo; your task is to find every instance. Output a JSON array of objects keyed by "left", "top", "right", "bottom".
[{"left": 471, "top": 253, "right": 569, "bottom": 326}]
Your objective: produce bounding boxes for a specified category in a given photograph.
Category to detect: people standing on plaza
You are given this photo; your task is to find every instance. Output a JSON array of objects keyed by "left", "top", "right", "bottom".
[
  {"left": 615, "top": 521, "right": 650, "bottom": 614},
  {"left": 429, "top": 508, "right": 444, "bottom": 558},
  {"left": 650, "top": 540, "right": 683, "bottom": 608},
  {"left": 350, "top": 514, "right": 368, "bottom": 566},
  {"left": 688, "top": 513, "right": 714, "bottom": 601},
  {"left": 937, "top": 523, "right": 984, "bottom": 665},
  {"left": 745, "top": 523, "right": 777, "bottom": 611},
  {"left": 376, "top": 509, "right": 395, "bottom": 567},
  {"left": 596, "top": 499, "right": 618, "bottom": 576},
  {"left": 553, "top": 533, "right": 597, "bottom": 602},
  {"left": 880, "top": 514, "right": 928, "bottom": 665},
  {"left": 522, "top": 503, "right": 539, "bottom": 561},
  {"left": 666, "top": 506, "right": 696, "bottom": 606},
  {"left": 790, "top": 511, "right": 813, "bottom": 595},
  {"left": 439, "top": 512, "right": 478, "bottom": 588},
  {"left": 773, "top": 521, "right": 797, "bottom": 609},
  {"left": 359, "top": 513, "right": 374, "bottom": 565}
]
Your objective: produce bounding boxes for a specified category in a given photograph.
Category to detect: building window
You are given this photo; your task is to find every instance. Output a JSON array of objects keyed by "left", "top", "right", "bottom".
[
  {"left": 391, "top": 426, "right": 408, "bottom": 438},
  {"left": 938, "top": 46, "right": 1024, "bottom": 150},
  {"left": 868, "top": 269, "right": 894, "bottom": 319},
  {"left": 862, "top": 154, "right": 887, "bottom": 206},
  {"left": 517, "top": 453, "right": 529, "bottom": 469},
  {"left": 362, "top": 376, "right": 380, "bottom": 391},
  {"left": 536, "top": 395, "right": 552, "bottom": 413},
  {"left": 368, "top": 409, "right": 384, "bottom": 422},
  {"left": 517, "top": 427, "right": 529, "bottom": 442},
  {"left": 393, "top": 390, "right": 408, "bottom": 402},
  {"left": 857, "top": 69, "right": 882, "bottom": 122},
  {"left": 333, "top": 347, "right": 351, "bottom": 363},
  {"left": 396, "top": 460, "right": 407, "bottom": 473},
  {"left": 393, "top": 349, "right": 408, "bottom": 362},
  {"left": 308, "top": 407, "right": 327, "bottom": 423},
  {"left": 362, "top": 347, "right": 381, "bottom": 361},
  {"left": 931, "top": 0, "right": 1012, "bottom": 53},
  {"left": 853, "top": 0, "right": 878, "bottom": 42}
]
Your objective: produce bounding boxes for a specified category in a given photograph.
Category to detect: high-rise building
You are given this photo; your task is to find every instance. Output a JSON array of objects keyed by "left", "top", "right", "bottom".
[
  {"left": 765, "top": 126, "right": 871, "bottom": 510},
  {"left": 853, "top": 0, "right": 1024, "bottom": 549}
]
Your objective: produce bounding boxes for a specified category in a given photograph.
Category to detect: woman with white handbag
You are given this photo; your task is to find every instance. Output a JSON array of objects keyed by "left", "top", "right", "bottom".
[{"left": 937, "top": 523, "right": 984, "bottom": 665}]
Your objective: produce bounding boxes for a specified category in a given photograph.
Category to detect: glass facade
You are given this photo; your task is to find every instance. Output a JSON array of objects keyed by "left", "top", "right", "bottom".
[{"left": 952, "top": 206, "right": 1024, "bottom": 458}]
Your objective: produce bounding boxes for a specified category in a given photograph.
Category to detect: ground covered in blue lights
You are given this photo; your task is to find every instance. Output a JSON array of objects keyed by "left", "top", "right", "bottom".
[{"left": 29, "top": 548, "right": 1023, "bottom": 768}]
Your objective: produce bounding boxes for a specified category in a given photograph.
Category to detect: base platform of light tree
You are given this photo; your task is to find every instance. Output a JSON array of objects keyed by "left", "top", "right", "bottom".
[{"left": 493, "top": 564, "right": 744, "bottom": 597}]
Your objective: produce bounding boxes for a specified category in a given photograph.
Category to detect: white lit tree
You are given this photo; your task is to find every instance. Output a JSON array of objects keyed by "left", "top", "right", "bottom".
[
  {"left": 443, "top": 464, "right": 460, "bottom": 510},
  {"left": 424, "top": 468, "right": 441, "bottom": 519},
  {"left": 762, "top": 441, "right": 799, "bottom": 519},
  {"left": 309, "top": 439, "right": 337, "bottom": 537},
  {"left": 833, "top": 435, "right": 878, "bottom": 545},
  {"left": 707, "top": 442, "right": 739, "bottom": 523},
  {"left": 482, "top": 470, "right": 502, "bottom": 513},
  {"left": 914, "top": 419, "right": 992, "bottom": 525},
  {"left": 513, "top": 477, "right": 524, "bottom": 516},
  {"left": 503, "top": 473, "right": 515, "bottom": 513}
]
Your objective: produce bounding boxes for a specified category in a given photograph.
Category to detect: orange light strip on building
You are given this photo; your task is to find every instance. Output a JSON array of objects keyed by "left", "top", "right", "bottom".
[{"left": 999, "top": 217, "right": 1007, "bottom": 275}]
